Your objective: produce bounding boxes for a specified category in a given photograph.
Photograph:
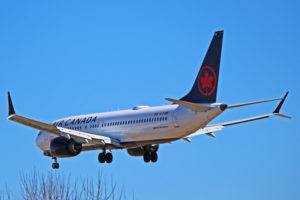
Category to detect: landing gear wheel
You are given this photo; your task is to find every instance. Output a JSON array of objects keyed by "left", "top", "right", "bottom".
[
  {"left": 51, "top": 157, "right": 59, "bottom": 169},
  {"left": 98, "top": 153, "right": 106, "bottom": 163},
  {"left": 143, "top": 153, "right": 151, "bottom": 163},
  {"left": 150, "top": 152, "right": 158, "bottom": 163},
  {"left": 105, "top": 153, "right": 113, "bottom": 163},
  {"left": 52, "top": 163, "right": 59, "bottom": 169}
]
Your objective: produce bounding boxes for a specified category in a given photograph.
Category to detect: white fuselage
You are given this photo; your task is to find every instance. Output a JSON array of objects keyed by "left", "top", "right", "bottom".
[{"left": 36, "top": 104, "right": 224, "bottom": 152}]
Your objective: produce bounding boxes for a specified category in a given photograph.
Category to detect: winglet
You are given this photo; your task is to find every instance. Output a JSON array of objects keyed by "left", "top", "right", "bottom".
[
  {"left": 8, "top": 92, "right": 16, "bottom": 116},
  {"left": 273, "top": 92, "right": 291, "bottom": 119},
  {"left": 273, "top": 92, "right": 288, "bottom": 113}
]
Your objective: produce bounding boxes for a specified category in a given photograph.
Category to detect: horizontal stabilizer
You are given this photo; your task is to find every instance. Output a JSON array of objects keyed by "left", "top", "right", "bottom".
[
  {"left": 273, "top": 113, "right": 291, "bottom": 119},
  {"left": 165, "top": 98, "right": 213, "bottom": 112}
]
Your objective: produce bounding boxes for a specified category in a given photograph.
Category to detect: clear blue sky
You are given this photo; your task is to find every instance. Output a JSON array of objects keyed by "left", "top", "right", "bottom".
[{"left": 0, "top": 0, "right": 299, "bottom": 199}]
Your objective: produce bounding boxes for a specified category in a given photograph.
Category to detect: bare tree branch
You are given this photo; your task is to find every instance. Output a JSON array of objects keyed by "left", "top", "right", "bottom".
[{"left": 1, "top": 169, "right": 131, "bottom": 200}]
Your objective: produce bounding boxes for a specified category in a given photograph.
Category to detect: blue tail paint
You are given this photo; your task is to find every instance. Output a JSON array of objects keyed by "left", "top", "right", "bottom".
[{"left": 181, "top": 31, "right": 223, "bottom": 103}]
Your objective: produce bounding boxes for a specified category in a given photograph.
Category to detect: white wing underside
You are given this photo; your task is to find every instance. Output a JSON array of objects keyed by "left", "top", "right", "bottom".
[{"left": 186, "top": 112, "right": 291, "bottom": 139}]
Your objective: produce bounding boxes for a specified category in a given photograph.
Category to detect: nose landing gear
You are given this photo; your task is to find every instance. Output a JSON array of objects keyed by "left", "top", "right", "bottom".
[{"left": 52, "top": 157, "right": 59, "bottom": 169}]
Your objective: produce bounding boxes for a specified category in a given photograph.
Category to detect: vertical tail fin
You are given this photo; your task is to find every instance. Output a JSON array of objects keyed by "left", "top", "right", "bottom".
[{"left": 181, "top": 31, "right": 224, "bottom": 103}]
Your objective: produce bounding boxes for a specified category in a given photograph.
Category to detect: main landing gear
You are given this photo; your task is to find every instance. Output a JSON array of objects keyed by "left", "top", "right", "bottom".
[
  {"left": 143, "top": 152, "right": 158, "bottom": 163},
  {"left": 143, "top": 145, "right": 159, "bottom": 163},
  {"left": 52, "top": 157, "right": 59, "bottom": 169},
  {"left": 98, "top": 149, "right": 113, "bottom": 164}
]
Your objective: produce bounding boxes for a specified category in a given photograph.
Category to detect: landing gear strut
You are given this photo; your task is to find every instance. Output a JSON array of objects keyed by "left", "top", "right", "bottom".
[
  {"left": 98, "top": 149, "right": 113, "bottom": 164},
  {"left": 52, "top": 157, "right": 59, "bottom": 169}
]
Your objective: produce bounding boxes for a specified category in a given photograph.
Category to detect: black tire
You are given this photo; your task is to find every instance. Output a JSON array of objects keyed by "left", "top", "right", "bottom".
[
  {"left": 52, "top": 163, "right": 59, "bottom": 169},
  {"left": 143, "top": 152, "right": 151, "bottom": 163},
  {"left": 106, "top": 153, "right": 113, "bottom": 163},
  {"left": 98, "top": 153, "right": 106, "bottom": 163},
  {"left": 150, "top": 152, "right": 158, "bottom": 163}
]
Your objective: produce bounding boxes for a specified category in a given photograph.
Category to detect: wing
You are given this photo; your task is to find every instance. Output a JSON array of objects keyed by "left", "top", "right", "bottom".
[
  {"left": 226, "top": 96, "right": 284, "bottom": 109},
  {"left": 185, "top": 92, "right": 291, "bottom": 139},
  {"left": 7, "top": 92, "right": 120, "bottom": 146}
]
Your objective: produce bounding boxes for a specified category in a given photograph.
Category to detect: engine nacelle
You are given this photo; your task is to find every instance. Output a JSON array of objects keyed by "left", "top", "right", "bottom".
[{"left": 50, "top": 137, "right": 82, "bottom": 158}]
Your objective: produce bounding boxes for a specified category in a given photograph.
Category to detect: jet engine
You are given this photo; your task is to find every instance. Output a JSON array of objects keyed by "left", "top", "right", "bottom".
[{"left": 50, "top": 136, "right": 82, "bottom": 158}]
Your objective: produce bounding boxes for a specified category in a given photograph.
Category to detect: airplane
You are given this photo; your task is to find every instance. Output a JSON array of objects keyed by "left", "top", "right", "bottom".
[{"left": 7, "top": 31, "right": 291, "bottom": 169}]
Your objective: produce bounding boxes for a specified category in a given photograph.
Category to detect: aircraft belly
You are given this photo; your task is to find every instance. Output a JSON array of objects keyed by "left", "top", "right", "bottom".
[
  {"left": 120, "top": 110, "right": 223, "bottom": 142},
  {"left": 120, "top": 122, "right": 180, "bottom": 142}
]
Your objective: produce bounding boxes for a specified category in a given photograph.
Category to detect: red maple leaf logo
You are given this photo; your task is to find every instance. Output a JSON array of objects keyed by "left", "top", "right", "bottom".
[
  {"left": 200, "top": 71, "right": 214, "bottom": 89},
  {"left": 197, "top": 65, "right": 217, "bottom": 96}
]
